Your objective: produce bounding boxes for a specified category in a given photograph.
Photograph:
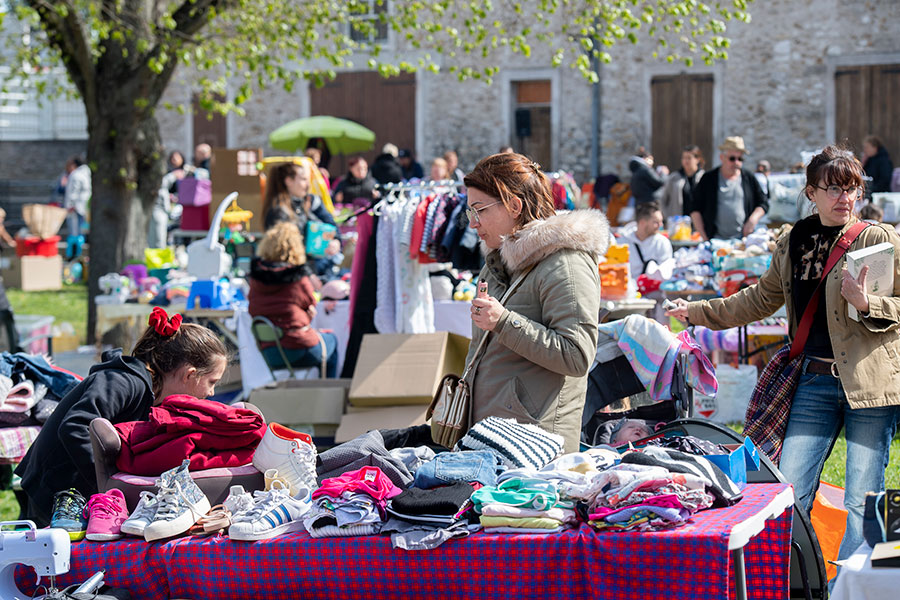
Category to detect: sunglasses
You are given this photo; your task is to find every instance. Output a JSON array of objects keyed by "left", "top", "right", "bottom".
[{"left": 726, "top": 155, "right": 744, "bottom": 162}]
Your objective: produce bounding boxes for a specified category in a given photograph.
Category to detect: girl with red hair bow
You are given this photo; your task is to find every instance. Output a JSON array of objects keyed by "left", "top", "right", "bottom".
[{"left": 15, "top": 308, "right": 229, "bottom": 527}]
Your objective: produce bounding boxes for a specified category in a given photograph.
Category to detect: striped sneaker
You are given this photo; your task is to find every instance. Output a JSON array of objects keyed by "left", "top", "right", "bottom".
[{"left": 228, "top": 482, "right": 311, "bottom": 541}]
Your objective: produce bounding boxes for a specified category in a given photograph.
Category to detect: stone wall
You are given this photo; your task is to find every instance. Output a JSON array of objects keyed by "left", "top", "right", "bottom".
[
  {"left": 0, "top": 140, "right": 86, "bottom": 181},
  {"left": 153, "top": 0, "right": 900, "bottom": 184}
]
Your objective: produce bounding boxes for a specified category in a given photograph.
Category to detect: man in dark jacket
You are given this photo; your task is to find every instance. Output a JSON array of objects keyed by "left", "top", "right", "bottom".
[
  {"left": 15, "top": 350, "right": 155, "bottom": 526},
  {"left": 862, "top": 135, "right": 894, "bottom": 195},
  {"left": 691, "top": 136, "right": 769, "bottom": 240},
  {"left": 628, "top": 148, "right": 668, "bottom": 205},
  {"left": 371, "top": 143, "right": 403, "bottom": 185}
]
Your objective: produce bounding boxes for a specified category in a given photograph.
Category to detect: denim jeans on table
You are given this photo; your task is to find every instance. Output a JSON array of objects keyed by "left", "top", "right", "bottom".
[
  {"left": 261, "top": 331, "right": 338, "bottom": 378},
  {"left": 413, "top": 450, "right": 502, "bottom": 489},
  {"left": 778, "top": 358, "right": 899, "bottom": 561}
]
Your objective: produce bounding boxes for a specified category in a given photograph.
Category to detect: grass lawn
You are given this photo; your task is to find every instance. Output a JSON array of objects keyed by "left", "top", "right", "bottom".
[{"left": 7, "top": 283, "right": 88, "bottom": 344}]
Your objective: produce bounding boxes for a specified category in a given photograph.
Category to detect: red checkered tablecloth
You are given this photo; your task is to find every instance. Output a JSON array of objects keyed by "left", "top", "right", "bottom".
[{"left": 16, "top": 483, "right": 792, "bottom": 600}]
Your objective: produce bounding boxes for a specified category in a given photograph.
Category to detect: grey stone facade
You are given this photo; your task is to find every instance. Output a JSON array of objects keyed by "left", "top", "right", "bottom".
[{"left": 8, "top": 1, "right": 898, "bottom": 188}]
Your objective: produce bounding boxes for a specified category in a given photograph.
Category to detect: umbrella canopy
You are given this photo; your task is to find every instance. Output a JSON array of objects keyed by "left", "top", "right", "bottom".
[{"left": 268, "top": 116, "right": 376, "bottom": 155}]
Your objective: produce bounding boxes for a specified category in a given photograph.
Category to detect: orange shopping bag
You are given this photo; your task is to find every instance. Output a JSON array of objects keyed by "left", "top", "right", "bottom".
[{"left": 810, "top": 481, "right": 847, "bottom": 580}]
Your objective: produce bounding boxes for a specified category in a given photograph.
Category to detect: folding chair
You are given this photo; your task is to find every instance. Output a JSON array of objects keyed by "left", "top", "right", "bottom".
[{"left": 250, "top": 315, "right": 326, "bottom": 380}]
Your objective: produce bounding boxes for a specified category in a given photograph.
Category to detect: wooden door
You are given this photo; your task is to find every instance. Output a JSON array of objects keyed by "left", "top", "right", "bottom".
[
  {"left": 836, "top": 64, "right": 900, "bottom": 162},
  {"left": 192, "top": 93, "right": 227, "bottom": 149},
  {"left": 308, "top": 71, "right": 416, "bottom": 176},
  {"left": 512, "top": 80, "right": 552, "bottom": 170},
  {"left": 651, "top": 74, "right": 714, "bottom": 173}
]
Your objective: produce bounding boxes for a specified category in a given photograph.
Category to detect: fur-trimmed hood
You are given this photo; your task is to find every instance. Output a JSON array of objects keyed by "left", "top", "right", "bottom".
[{"left": 492, "top": 209, "right": 610, "bottom": 272}]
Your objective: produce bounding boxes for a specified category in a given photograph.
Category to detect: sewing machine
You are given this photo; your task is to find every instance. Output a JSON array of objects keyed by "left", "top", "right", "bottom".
[{"left": 0, "top": 521, "right": 70, "bottom": 600}]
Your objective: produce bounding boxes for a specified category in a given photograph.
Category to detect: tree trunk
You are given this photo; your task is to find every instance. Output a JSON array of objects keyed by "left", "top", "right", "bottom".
[{"left": 85, "top": 91, "right": 164, "bottom": 345}]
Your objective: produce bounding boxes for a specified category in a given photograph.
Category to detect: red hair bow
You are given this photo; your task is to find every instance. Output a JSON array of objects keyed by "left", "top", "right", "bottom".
[{"left": 149, "top": 307, "right": 182, "bottom": 337}]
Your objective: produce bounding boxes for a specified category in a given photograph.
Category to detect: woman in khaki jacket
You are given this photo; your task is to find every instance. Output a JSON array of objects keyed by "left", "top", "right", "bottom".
[
  {"left": 465, "top": 153, "right": 609, "bottom": 453},
  {"left": 668, "top": 144, "right": 900, "bottom": 562}
]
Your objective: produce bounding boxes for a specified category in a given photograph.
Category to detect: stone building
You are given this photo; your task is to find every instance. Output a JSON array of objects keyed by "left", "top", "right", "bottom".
[
  {"left": 3, "top": 0, "right": 900, "bottom": 191},
  {"left": 155, "top": 0, "right": 900, "bottom": 185}
]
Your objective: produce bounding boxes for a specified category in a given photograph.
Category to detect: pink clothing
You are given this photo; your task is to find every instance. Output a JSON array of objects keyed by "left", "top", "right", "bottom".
[
  {"left": 312, "top": 466, "right": 401, "bottom": 503},
  {"left": 115, "top": 395, "right": 266, "bottom": 476},
  {"left": 588, "top": 493, "right": 685, "bottom": 521}
]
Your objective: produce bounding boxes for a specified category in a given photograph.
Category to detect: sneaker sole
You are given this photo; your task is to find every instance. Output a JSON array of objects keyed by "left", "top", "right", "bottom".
[
  {"left": 144, "top": 496, "right": 212, "bottom": 542},
  {"left": 86, "top": 532, "right": 123, "bottom": 541},
  {"left": 67, "top": 530, "right": 86, "bottom": 542},
  {"left": 120, "top": 522, "right": 148, "bottom": 536},
  {"left": 229, "top": 518, "right": 305, "bottom": 541}
]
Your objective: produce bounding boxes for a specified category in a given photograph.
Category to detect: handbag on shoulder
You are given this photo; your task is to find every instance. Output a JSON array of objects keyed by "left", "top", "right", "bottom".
[
  {"left": 744, "top": 221, "right": 868, "bottom": 464},
  {"left": 427, "top": 267, "right": 533, "bottom": 448}
]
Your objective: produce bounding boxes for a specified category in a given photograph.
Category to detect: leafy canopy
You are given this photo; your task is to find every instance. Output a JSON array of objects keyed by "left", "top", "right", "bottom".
[{"left": 1, "top": 0, "right": 753, "bottom": 113}]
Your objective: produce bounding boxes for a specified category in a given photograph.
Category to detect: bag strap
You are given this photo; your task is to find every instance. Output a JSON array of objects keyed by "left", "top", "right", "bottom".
[
  {"left": 461, "top": 266, "right": 535, "bottom": 378},
  {"left": 789, "top": 221, "right": 869, "bottom": 360}
]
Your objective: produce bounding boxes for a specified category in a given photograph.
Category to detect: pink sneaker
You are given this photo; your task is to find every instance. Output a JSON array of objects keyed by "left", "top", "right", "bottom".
[{"left": 84, "top": 488, "right": 129, "bottom": 541}]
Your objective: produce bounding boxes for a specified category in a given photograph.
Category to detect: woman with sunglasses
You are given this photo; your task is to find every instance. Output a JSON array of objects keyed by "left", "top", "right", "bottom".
[
  {"left": 668, "top": 144, "right": 900, "bottom": 563},
  {"left": 463, "top": 153, "right": 609, "bottom": 453},
  {"left": 690, "top": 136, "right": 769, "bottom": 240}
]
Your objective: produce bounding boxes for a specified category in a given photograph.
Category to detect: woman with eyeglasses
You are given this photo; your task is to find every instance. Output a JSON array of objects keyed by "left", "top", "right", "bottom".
[
  {"left": 690, "top": 136, "right": 768, "bottom": 240},
  {"left": 668, "top": 144, "right": 900, "bottom": 563},
  {"left": 462, "top": 153, "right": 609, "bottom": 453}
]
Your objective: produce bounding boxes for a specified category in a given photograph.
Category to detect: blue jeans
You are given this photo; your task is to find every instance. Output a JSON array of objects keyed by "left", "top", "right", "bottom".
[
  {"left": 261, "top": 331, "right": 338, "bottom": 378},
  {"left": 413, "top": 450, "right": 503, "bottom": 489},
  {"left": 778, "top": 358, "right": 899, "bottom": 561}
]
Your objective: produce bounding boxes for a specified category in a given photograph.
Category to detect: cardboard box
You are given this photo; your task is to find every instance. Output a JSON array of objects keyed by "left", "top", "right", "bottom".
[
  {"left": 706, "top": 437, "right": 760, "bottom": 489},
  {"left": 209, "top": 148, "right": 264, "bottom": 233},
  {"left": 2, "top": 254, "right": 62, "bottom": 291},
  {"left": 335, "top": 405, "right": 429, "bottom": 443},
  {"left": 348, "top": 332, "right": 470, "bottom": 407},
  {"left": 249, "top": 378, "right": 351, "bottom": 428}
]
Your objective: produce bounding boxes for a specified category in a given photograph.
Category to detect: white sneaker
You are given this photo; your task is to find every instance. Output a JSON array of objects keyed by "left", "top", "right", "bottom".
[
  {"left": 228, "top": 482, "right": 311, "bottom": 541},
  {"left": 223, "top": 485, "right": 254, "bottom": 519},
  {"left": 120, "top": 491, "right": 159, "bottom": 537},
  {"left": 144, "top": 460, "right": 211, "bottom": 542},
  {"left": 252, "top": 424, "right": 319, "bottom": 497}
]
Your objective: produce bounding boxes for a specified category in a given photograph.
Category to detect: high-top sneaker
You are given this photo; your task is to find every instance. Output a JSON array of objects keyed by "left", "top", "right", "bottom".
[
  {"left": 252, "top": 423, "right": 318, "bottom": 496},
  {"left": 143, "top": 459, "right": 211, "bottom": 542}
]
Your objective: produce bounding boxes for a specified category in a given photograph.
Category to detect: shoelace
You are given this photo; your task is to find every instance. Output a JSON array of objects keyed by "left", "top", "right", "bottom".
[
  {"left": 128, "top": 491, "right": 158, "bottom": 521},
  {"left": 85, "top": 494, "right": 124, "bottom": 519},
  {"left": 53, "top": 490, "right": 85, "bottom": 521},
  {"left": 155, "top": 480, "right": 204, "bottom": 521},
  {"left": 290, "top": 443, "right": 318, "bottom": 482},
  {"left": 235, "top": 486, "right": 291, "bottom": 524},
  {"left": 224, "top": 492, "right": 254, "bottom": 517}
]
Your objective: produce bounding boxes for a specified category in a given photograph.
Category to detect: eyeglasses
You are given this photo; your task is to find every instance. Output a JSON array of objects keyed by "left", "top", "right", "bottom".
[
  {"left": 465, "top": 201, "right": 500, "bottom": 225},
  {"left": 815, "top": 184, "right": 862, "bottom": 200},
  {"left": 727, "top": 155, "right": 744, "bottom": 162}
]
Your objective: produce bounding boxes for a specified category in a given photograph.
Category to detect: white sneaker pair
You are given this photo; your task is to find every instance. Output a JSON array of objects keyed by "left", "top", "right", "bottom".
[{"left": 229, "top": 481, "right": 312, "bottom": 541}]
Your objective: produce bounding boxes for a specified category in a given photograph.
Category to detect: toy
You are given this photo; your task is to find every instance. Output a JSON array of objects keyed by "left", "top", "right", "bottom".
[
  {"left": 187, "top": 192, "right": 237, "bottom": 280},
  {"left": 96, "top": 273, "right": 131, "bottom": 305},
  {"left": 453, "top": 280, "right": 476, "bottom": 302}
]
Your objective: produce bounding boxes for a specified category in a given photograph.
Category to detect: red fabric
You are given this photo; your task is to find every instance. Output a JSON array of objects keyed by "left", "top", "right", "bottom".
[
  {"left": 408, "top": 195, "right": 432, "bottom": 260},
  {"left": 552, "top": 181, "right": 567, "bottom": 210},
  {"left": 149, "top": 307, "right": 182, "bottom": 336},
  {"left": 114, "top": 395, "right": 266, "bottom": 476},
  {"left": 248, "top": 276, "right": 319, "bottom": 349}
]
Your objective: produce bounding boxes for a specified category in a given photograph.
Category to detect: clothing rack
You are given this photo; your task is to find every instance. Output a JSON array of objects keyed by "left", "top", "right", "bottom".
[{"left": 337, "top": 181, "right": 467, "bottom": 224}]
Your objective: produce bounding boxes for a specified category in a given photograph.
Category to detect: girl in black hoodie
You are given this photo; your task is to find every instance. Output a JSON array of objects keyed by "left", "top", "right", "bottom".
[{"left": 15, "top": 308, "right": 228, "bottom": 526}]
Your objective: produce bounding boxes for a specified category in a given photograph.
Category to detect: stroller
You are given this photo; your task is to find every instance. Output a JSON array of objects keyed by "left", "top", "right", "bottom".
[{"left": 583, "top": 316, "right": 827, "bottom": 600}]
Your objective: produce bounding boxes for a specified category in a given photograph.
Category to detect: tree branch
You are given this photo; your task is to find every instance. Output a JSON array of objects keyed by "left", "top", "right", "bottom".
[{"left": 24, "top": 0, "right": 96, "bottom": 113}]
